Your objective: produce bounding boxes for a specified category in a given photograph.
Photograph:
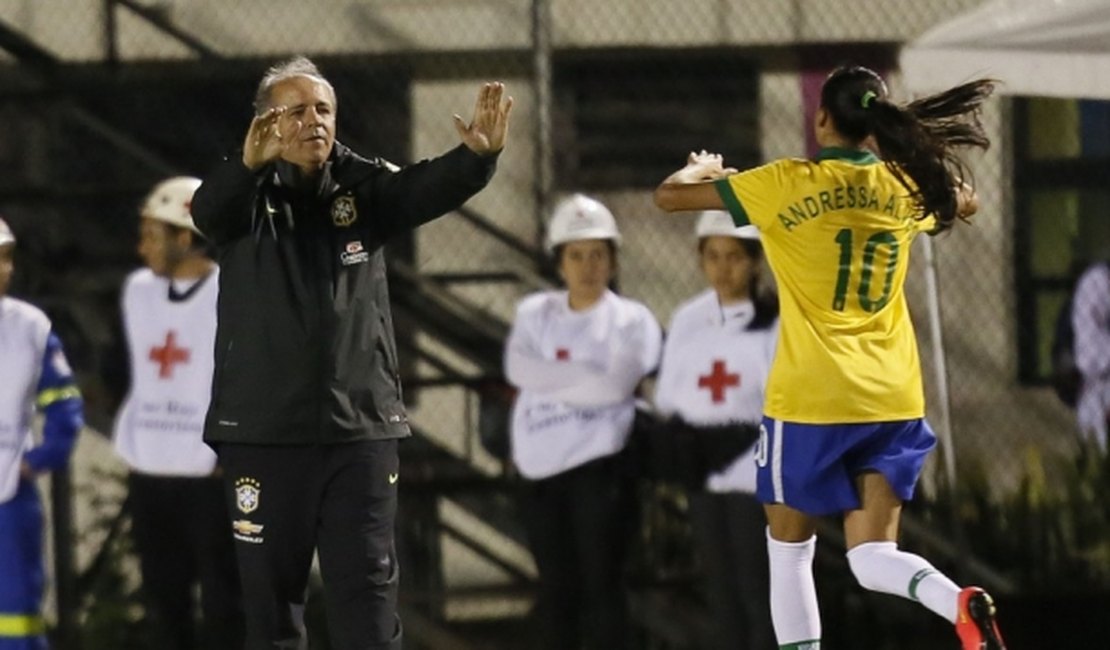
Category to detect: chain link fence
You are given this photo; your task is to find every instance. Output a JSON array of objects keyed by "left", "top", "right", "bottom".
[{"left": 2, "top": 0, "right": 1106, "bottom": 647}]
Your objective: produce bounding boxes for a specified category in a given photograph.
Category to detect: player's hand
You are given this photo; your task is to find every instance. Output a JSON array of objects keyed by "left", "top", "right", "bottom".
[
  {"left": 242, "top": 106, "right": 303, "bottom": 170},
  {"left": 654, "top": 149, "right": 736, "bottom": 210},
  {"left": 19, "top": 461, "right": 35, "bottom": 480},
  {"left": 454, "top": 82, "right": 513, "bottom": 155},
  {"left": 686, "top": 150, "right": 737, "bottom": 180},
  {"left": 955, "top": 180, "right": 978, "bottom": 220},
  {"left": 661, "top": 150, "right": 736, "bottom": 186}
]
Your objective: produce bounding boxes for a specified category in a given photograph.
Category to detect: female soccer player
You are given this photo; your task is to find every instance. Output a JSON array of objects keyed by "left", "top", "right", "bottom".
[
  {"left": 654, "top": 211, "right": 777, "bottom": 649},
  {"left": 505, "top": 194, "right": 661, "bottom": 650},
  {"left": 653, "top": 66, "right": 1006, "bottom": 650}
]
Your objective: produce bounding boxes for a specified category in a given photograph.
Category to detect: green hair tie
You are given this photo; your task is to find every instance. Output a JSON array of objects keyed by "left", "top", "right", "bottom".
[{"left": 861, "top": 90, "right": 878, "bottom": 109}]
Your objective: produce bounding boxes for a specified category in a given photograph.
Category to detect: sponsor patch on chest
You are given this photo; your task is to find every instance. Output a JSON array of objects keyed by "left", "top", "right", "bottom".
[{"left": 340, "top": 240, "right": 370, "bottom": 266}]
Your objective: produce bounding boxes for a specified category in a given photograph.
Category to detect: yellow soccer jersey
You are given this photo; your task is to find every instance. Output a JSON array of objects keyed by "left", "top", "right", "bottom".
[{"left": 714, "top": 147, "right": 936, "bottom": 423}]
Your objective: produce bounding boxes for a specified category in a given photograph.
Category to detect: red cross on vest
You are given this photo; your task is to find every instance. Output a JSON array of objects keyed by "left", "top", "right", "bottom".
[
  {"left": 149, "top": 330, "right": 190, "bottom": 379},
  {"left": 697, "top": 360, "right": 740, "bottom": 403}
]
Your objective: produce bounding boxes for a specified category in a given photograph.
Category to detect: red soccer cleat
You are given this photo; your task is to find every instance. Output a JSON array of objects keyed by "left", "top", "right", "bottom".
[{"left": 956, "top": 587, "right": 1007, "bottom": 650}]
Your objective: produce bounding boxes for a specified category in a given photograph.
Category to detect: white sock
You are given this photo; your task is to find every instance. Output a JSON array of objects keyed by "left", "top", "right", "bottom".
[
  {"left": 846, "top": 541, "right": 960, "bottom": 622},
  {"left": 767, "top": 529, "right": 821, "bottom": 647}
]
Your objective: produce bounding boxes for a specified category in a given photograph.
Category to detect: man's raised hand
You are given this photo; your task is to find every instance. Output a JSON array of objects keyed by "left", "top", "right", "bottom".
[
  {"left": 454, "top": 82, "right": 513, "bottom": 155},
  {"left": 243, "top": 106, "right": 303, "bottom": 170}
]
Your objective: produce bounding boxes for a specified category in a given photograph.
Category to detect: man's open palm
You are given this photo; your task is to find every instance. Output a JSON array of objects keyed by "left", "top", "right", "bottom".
[{"left": 454, "top": 82, "right": 513, "bottom": 155}]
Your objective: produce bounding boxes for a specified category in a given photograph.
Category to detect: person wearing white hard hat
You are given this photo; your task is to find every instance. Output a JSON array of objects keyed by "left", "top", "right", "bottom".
[
  {"left": 654, "top": 210, "right": 777, "bottom": 650},
  {"left": 0, "top": 216, "right": 84, "bottom": 650},
  {"left": 112, "top": 178, "right": 243, "bottom": 650},
  {"left": 505, "top": 193, "right": 661, "bottom": 650}
]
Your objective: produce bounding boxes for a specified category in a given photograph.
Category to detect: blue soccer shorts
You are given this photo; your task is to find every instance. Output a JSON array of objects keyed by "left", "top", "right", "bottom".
[{"left": 755, "top": 417, "right": 936, "bottom": 515}]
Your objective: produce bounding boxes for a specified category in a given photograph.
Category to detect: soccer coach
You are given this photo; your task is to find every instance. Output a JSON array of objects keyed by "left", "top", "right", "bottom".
[{"left": 192, "top": 56, "right": 511, "bottom": 650}]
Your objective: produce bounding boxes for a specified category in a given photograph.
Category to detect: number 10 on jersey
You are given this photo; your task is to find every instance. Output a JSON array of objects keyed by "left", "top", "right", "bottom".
[{"left": 832, "top": 228, "right": 900, "bottom": 313}]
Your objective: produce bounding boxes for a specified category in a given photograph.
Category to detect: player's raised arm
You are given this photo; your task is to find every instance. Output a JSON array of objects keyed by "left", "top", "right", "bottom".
[{"left": 654, "top": 150, "right": 736, "bottom": 213}]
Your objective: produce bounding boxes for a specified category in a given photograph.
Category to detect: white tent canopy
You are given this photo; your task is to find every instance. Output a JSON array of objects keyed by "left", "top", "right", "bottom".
[{"left": 900, "top": 0, "right": 1110, "bottom": 99}]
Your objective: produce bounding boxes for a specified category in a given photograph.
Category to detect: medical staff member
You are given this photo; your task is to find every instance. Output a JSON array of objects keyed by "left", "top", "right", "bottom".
[
  {"left": 505, "top": 194, "right": 661, "bottom": 650},
  {"left": 0, "top": 217, "right": 83, "bottom": 650},
  {"left": 113, "top": 177, "right": 243, "bottom": 649},
  {"left": 654, "top": 211, "right": 777, "bottom": 650}
]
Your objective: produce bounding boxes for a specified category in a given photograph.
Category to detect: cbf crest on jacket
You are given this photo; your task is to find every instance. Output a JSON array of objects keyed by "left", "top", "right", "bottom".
[{"left": 192, "top": 142, "right": 497, "bottom": 445}]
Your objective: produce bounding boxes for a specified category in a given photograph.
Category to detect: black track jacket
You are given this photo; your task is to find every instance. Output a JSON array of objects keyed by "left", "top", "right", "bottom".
[{"left": 193, "top": 142, "right": 497, "bottom": 445}]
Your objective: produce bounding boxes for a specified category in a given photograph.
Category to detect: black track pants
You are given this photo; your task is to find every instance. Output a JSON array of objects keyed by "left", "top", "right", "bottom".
[
  {"left": 522, "top": 455, "right": 633, "bottom": 650},
  {"left": 217, "top": 440, "right": 402, "bottom": 650},
  {"left": 128, "top": 472, "right": 244, "bottom": 650},
  {"left": 688, "top": 491, "right": 775, "bottom": 650}
]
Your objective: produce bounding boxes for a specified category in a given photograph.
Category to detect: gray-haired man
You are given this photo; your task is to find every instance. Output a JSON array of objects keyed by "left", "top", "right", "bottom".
[{"left": 193, "top": 56, "right": 512, "bottom": 650}]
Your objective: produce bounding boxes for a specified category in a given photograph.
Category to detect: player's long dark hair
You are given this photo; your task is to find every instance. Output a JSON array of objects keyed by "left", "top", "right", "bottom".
[{"left": 821, "top": 65, "right": 996, "bottom": 232}]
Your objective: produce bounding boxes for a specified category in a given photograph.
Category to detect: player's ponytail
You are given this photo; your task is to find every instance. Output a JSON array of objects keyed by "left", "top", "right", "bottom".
[{"left": 822, "top": 66, "right": 996, "bottom": 232}]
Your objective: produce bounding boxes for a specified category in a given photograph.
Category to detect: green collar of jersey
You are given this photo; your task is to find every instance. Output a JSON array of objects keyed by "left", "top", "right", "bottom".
[{"left": 815, "top": 147, "right": 879, "bottom": 165}]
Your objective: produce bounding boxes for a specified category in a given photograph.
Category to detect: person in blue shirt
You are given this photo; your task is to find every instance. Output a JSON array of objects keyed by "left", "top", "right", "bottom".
[{"left": 0, "top": 217, "right": 83, "bottom": 650}]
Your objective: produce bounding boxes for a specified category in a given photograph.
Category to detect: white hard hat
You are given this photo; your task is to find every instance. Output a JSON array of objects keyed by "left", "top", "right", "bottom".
[
  {"left": 545, "top": 194, "right": 622, "bottom": 253},
  {"left": 141, "top": 176, "right": 203, "bottom": 234},
  {"left": 695, "top": 210, "right": 759, "bottom": 240},
  {"left": 0, "top": 217, "right": 14, "bottom": 247}
]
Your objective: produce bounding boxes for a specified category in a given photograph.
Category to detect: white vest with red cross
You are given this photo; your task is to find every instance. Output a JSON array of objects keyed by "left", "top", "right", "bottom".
[
  {"left": 507, "top": 290, "right": 662, "bottom": 480},
  {"left": 655, "top": 289, "right": 778, "bottom": 493},
  {"left": 113, "top": 268, "right": 219, "bottom": 476},
  {"left": 0, "top": 297, "right": 51, "bottom": 503}
]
